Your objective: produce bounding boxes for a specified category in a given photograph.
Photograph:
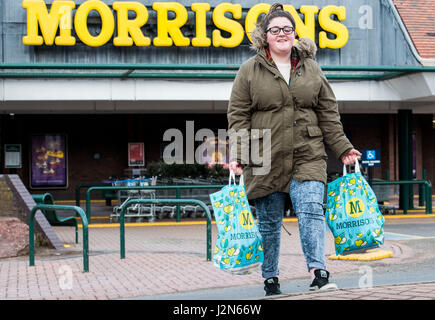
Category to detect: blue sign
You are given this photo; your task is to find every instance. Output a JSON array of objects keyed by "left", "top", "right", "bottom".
[{"left": 361, "top": 149, "right": 380, "bottom": 167}]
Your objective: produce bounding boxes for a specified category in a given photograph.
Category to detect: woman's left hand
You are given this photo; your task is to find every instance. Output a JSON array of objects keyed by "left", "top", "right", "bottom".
[{"left": 341, "top": 149, "right": 362, "bottom": 165}]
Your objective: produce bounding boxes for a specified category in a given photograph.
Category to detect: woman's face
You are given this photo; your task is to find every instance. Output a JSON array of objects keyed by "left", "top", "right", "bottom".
[{"left": 265, "top": 16, "right": 295, "bottom": 56}]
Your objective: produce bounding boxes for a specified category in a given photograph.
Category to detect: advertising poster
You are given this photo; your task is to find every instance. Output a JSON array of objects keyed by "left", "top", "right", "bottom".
[
  {"left": 128, "top": 142, "right": 144, "bottom": 166},
  {"left": 30, "top": 134, "right": 67, "bottom": 188}
]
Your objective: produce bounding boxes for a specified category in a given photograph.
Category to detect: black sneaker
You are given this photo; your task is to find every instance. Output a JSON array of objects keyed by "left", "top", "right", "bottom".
[
  {"left": 264, "top": 277, "right": 282, "bottom": 296},
  {"left": 309, "top": 269, "right": 338, "bottom": 291}
]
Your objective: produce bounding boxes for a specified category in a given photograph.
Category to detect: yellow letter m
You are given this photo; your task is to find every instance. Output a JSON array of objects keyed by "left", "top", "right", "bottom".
[
  {"left": 23, "top": 0, "right": 76, "bottom": 46},
  {"left": 350, "top": 200, "right": 363, "bottom": 214}
]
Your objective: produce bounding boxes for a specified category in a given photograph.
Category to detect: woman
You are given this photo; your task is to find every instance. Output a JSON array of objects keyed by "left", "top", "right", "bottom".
[{"left": 227, "top": 3, "right": 361, "bottom": 296}]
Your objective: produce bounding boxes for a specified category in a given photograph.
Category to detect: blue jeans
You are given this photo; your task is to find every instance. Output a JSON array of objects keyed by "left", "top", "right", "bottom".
[{"left": 253, "top": 180, "right": 326, "bottom": 278}]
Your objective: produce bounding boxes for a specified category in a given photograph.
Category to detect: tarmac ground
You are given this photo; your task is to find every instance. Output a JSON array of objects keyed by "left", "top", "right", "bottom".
[{"left": 1, "top": 197, "right": 435, "bottom": 306}]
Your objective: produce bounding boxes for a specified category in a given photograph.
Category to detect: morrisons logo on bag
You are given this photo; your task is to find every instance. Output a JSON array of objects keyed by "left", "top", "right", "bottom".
[
  {"left": 238, "top": 210, "right": 254, "bottom": 230},
  {"left": 335, "top": 217, "right": 376, "bottom": 230},
  {"left": 345, "top": 198, "right": 365, "bottom": 218}
]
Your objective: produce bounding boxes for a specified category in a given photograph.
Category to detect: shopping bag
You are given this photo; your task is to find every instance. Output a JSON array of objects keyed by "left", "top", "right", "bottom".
[
  {"left": 209, "top": 171, "right": 264, "bottom": 274},
  {"left": 325, "top": 158, "right": 385, "bottom": 255}
]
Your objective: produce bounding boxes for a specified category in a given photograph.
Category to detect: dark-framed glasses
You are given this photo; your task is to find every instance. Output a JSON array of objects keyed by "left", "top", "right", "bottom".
[{"left": 266, "top": 26, "right": 295, "bottom": 35}]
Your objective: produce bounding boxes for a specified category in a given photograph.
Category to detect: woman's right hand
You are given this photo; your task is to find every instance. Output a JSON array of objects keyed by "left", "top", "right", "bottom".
[{"left": 229, "top": 161, "right": 243, "bottom": 175}]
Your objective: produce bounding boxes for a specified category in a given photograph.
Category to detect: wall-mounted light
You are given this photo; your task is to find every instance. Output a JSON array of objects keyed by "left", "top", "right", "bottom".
[{"left": 93, "top": 152, "right": 101, "bottom": 160}]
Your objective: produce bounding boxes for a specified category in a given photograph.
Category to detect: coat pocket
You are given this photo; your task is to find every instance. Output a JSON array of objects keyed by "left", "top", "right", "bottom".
[
  {"left": 307, "top": 125, "right": 322, "bottom": 137},
  {"left": 303, "top": 125, "right": 328, "bottom": 161}
]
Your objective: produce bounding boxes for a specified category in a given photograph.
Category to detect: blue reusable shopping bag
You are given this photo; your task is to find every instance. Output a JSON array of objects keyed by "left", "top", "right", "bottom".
[
  {"left": 209, "top": 171, "right": 264, "bottom": 274},
  {"left": 325, "top": 159, "right": 385, "bottom": 255}
]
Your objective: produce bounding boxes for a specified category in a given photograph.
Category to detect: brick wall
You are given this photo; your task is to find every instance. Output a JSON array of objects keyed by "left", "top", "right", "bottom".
[
  {"left": 0, "top": 175, "right": 64, "bottom": 249},
  {"left": 0, "top": 175, "right": 31, "bottom": 224},
  {"left": 341, "top": 113, "right": 435, "bottom": 188},
  {"left": 341, "top": 114, "right": 385, "bottom": 179},
  {"left": 0, "top": 175, "right": 19, "bottom": 218},
  {"left": 419, "top": 115, "right": 435, "bottom": 185}
]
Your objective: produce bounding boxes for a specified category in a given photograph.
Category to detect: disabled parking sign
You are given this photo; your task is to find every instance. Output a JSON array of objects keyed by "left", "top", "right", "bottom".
[{"left": 361, "top": 149, "right": 380, "bottom": 167}]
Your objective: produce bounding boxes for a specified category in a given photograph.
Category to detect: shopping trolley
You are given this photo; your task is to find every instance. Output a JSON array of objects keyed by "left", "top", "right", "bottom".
[{"left": 110, "top": 178, "right": 156, "bottom": 222}]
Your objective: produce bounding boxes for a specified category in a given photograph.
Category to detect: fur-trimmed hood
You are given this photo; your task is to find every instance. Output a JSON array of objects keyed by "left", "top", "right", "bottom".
[{"left": 293, "top": 37, "right": 317, "bottom": 59}]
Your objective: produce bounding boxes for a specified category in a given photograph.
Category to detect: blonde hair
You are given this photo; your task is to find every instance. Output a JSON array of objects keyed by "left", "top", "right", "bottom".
[{"left": 250, "top": 3, "right": 296, "bottom": 52}]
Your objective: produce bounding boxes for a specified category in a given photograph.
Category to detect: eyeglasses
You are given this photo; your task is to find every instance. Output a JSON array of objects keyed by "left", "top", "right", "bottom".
[{"left": 266, "top": 26, "right": 295, "bottom": 35}]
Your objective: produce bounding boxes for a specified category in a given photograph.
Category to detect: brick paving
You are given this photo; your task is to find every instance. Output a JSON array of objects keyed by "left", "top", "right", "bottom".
[
  {"left": 270, "top": 282, "right": 435, "bottom": 300},
  {"left": 2, "top": 211, "right": 434, "bottom": 300}
]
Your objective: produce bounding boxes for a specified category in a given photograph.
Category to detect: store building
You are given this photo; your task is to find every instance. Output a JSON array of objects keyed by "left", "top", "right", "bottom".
[{"left": 0, "top": 0, "right": 434, "bottom": 202}]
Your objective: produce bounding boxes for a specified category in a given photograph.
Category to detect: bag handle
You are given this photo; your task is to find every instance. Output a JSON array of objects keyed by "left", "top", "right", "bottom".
[
  {"left": 229, "top": 170, "right": 245, "bottom": 187},
  {"left": 229, "top": 170, "right": 236, "bottom": 186},
  {"left": 239, "top": 174, "right": 244, "bottom": 186},
  {"left": 343, "top": 156, "right": 360, "bottom": 176}
]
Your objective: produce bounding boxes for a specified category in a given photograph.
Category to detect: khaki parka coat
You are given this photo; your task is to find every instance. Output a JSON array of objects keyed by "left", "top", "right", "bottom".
[{"left": 227, "top": 38, "right": 354, "bottom": 200}]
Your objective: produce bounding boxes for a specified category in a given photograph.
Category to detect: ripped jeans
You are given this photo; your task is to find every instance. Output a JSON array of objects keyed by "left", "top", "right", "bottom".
[{"left": 253, "top": 180, "right": 326, "bottom": 279}]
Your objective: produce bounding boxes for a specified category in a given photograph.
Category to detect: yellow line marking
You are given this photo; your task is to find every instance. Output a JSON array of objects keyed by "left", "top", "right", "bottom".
[
  {"left": 384, "top": 214, "right": 435, "bottom": 219},
  {"left": 55, "top": 200, "right": 107, "bottom": 204},
  {"left": 76, "top": 214, "right": 435, "bottom": 228},
  {"left": 390, "top": 194, "right": 435, "bottom": 199},
  {"left": 395, "top": 210, "right": 429, "bottom": 213},
  {"left": 78, "top": 220, "right": 216, "bottom": 228},
  {"left": 75, "top": 216, "right": 109, "bottom": 220}
]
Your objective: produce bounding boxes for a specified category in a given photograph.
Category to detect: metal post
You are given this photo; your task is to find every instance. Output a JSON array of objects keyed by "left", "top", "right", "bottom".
[
  {"left": 75, "top": 185, "right": 81, "bottom": 207},
  {"left": 29, "top": 207, "right": 36, "bottom": 267},
  {"left": 120, "top": 205, "right": 126, "bottom": 259},
  {"left": 86, "top": 189, "right": 92, "bottom": 224},
  {"left": 398, "top": 110, "right": 411, "bottom": 214},
  {"left": 206, "top": 209, "right": 212, "bottom": 261},
  {"left": 176, "top": 188, "right": 181, "bottom": 222},
  {"left": 408, "top": 130, "right": 415, "bottom": 209},
  {"left": 427, "top": 182, "right": 433, "bottom": 214},
  {"left": 419, "top": 169, "right": 426, "bottom": 206}
]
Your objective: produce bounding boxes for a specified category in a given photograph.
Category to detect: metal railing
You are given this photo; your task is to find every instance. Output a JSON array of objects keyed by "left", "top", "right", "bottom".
[
  {"left": 29, "top": 204, "right": 90, "bottom": 272},
  {"left": 119, "top": 199, "right": 212, "bottom": 261},
  {"left": 85, "top": 185, "right": 224, "bottom": 223},
  {"left": 75, "top": 182, "right": 111, "bottom": 207},
  {"left": 371, "top": 180, "right": 433, "bottom": 214},
  {"left": 32, "top": 192, "right": 79, "bottom": 243},
  {"left": 1, "top": 63, "right": 435, "bottom": 80}
]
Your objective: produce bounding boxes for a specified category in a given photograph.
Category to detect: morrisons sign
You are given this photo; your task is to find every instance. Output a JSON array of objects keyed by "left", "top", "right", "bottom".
[{"left": 22, "top": 0, "right": 349, "bottom": 48}]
